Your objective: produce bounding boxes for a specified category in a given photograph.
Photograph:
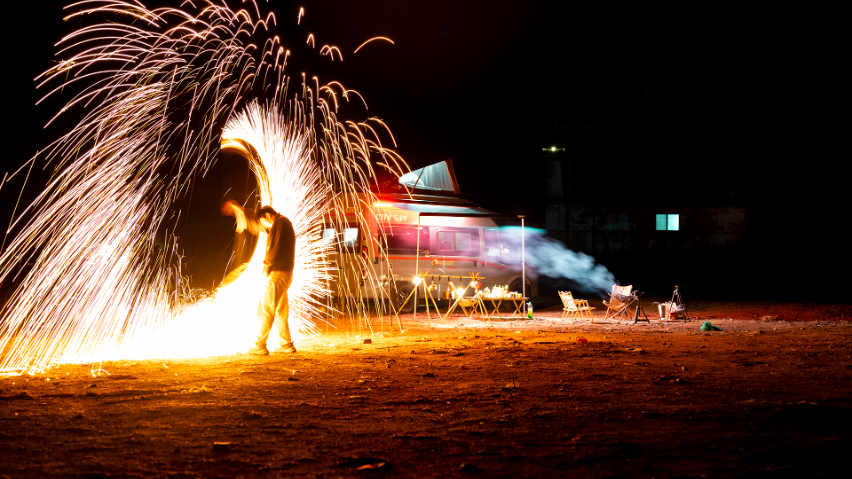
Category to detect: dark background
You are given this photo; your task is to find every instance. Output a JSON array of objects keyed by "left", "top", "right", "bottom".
[{"left": 1, "top": 1, "right": 846, "bottom": 300}]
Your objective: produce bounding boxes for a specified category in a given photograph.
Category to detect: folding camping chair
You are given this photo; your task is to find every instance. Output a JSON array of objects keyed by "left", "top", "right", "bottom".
[
  {"left": 559, "top": 291, "right": 596, "bottom": 323},
  {"left": 603, "top": 284, "right": 635, "bottom": 320}
]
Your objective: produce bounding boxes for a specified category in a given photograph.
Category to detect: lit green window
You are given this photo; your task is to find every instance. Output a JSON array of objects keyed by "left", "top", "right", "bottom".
[
  {"left": 656, "top": 214, "right": 679, "bottom": 231},
  {"left": 667, "top": 214, "right": 679, "bottom": 231}
]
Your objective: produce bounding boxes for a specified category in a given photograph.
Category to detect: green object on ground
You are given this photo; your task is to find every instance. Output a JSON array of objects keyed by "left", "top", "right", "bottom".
[{"left": 700, "top": 321, "right": 722, "bottom": 331}]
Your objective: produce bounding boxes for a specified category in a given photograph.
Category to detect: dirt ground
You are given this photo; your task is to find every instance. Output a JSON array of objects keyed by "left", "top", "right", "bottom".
[{"left": 2, "top": 299, "right": 851, "bottom": 478}]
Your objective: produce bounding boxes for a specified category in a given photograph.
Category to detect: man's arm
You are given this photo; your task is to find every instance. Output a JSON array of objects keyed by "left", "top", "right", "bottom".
[{"left": 221, "top": 200, "right": 260, "bottom": 235}]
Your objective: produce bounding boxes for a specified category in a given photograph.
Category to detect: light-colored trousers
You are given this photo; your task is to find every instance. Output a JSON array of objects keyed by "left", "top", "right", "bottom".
[{"left": 256, "top": 271, "right": 293, "bottom": 348}]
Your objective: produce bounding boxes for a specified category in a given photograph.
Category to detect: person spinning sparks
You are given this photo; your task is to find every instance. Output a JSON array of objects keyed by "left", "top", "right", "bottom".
[
  {"left": 253, "top": 206, "right": 298, "bottom": 354},
  {"left": 221, "top": 202, "right": 297, "bottom": 355},
  {"left": 219, "top": 199, "right": 260, "bottom": 285}
]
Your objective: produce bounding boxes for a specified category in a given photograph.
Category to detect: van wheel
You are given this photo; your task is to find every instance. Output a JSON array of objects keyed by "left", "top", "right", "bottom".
[
  {"left": 393, "top": 282, "right": 416, "bottom": 314},
  {"left": 509, "top": 279, "right": 532, "bottom": 298}
]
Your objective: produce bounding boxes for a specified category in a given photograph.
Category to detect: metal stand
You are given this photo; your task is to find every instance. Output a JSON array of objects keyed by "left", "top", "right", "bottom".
[
  {"left": 632, "top": 291, "right": 650, "bottom": 323},
  {"left": 671, "top": 285, "right": 690, "bottom": 320}
]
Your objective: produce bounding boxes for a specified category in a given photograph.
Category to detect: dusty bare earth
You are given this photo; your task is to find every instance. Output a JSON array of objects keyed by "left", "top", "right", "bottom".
[{"left": 2, "top": 299, "right": 852, "bottom": 478}]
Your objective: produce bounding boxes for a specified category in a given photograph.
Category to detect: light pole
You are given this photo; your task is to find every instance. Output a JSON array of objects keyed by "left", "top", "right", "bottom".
[{"left": 519, "top": 215, "right": 526, "bottom": 315}]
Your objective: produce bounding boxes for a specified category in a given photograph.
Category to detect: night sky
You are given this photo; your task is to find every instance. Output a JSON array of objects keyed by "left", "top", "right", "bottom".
[{"left": 1, "top": 1, "right": 846, "bottom": 299}]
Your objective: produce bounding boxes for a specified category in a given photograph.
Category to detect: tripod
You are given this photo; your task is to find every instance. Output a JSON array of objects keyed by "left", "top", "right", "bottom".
[
  {"left": 632, "top": 291, "right": 650, "bottom": 323},
  {"left": 671, "top": 285, "right": 690, "bottom": 320}
]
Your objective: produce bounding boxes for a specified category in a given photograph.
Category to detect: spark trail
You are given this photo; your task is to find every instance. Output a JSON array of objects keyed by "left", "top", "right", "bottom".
[{"left": 0, "top": 1, "right": 406, "bottom": 373}]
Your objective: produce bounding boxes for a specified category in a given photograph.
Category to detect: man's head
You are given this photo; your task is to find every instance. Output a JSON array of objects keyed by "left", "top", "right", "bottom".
[{"left": 257, "top": 205, "right": 279, "bottom": 231}]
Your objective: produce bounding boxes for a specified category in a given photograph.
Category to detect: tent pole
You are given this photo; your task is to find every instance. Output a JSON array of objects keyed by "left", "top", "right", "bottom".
[
  {"left": 520, "top": 215, "right": 526, "bottom": 315},
  {"left": 414, "top": 215, "right": 421, "bottom": 319}
]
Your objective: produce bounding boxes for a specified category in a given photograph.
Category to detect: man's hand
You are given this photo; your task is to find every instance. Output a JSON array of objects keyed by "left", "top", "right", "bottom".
[
  {"left": 220, "top": 199, "right": 239, "bottom": 217},
  {"left": 220, "top": 200, "right": 248, "bottom": 233}
]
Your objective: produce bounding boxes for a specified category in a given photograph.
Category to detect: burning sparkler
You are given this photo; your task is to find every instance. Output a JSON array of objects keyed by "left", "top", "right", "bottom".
[{"left": 0, "top": 1, "right": 407, "bottom": 374}]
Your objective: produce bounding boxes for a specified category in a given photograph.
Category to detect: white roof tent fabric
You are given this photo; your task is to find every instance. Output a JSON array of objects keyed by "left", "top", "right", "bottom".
[
  {"left": 398, "top": 160, "right": 459, "bottom": 194},
  {"left": 383, "top": 202, "right": 498, "bottom": 218}
]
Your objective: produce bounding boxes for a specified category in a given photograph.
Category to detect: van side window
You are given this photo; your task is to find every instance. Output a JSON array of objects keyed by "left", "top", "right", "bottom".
[
  {"left": 342, "top": 227, "right": 359, "bottom": 248},
  {"left": 383, "top": 225, "right": 429, "bottom": 254},
  {"left": 321, "top": 227, "right": 360, "bottom": 248},
  {"left": 484, "top": 228, "right": 521, "bottom": 264},
  {"left": 436, "top": 229, "right": 480, "bottom": 256}
]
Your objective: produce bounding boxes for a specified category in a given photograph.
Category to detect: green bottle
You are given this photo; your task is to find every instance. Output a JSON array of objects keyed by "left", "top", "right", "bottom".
[{"left": 527, "top": 302, "right": 533, "bottom": 319}]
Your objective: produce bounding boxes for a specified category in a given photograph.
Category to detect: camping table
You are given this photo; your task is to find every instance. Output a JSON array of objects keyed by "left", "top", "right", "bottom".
[
  {"left": 479, "top": 295, "right": 528, "bottom": 319},
  {"left": 479, "top": 295, "right": 506, "bottom": 319},
  {"left": 445, "top": 296, "right": 490, "bottom": 323},
  {"left": 509, "top": 297, "right": 529, "bottom": 318}
]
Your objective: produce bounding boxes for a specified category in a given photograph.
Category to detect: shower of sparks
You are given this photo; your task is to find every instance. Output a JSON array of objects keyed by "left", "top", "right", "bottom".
[
  {"left": 354, "top": 37, "right": 395, "bottom": 54},
  {"left": 0, "top": 1, "right": 408, "bottom": 374}
]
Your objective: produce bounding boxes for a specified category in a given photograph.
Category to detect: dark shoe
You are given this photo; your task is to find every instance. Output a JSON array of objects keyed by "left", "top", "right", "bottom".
[
  {"left": 247, "top": 345, "right": 269, "bottom": 356},
  {"left": 278, "top": 343, "right": 297, "bottom": 354}
]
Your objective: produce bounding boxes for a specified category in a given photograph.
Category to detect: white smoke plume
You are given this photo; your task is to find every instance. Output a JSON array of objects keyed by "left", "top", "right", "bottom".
[{"left": 499, "top": 227, "right": 616, "bottom": 295}]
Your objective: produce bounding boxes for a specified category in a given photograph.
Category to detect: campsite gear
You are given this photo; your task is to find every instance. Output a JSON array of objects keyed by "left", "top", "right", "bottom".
[
  {"left": 700, "top": 321, "right": 722, "bottom": 331},
  {"left": 657, "top": 302, "right": 671, "bottom": 320},
  {"left": 527, "top": 302, "right": 533, "bottom": 319},
  {"left": 633, "top": 304, "right": 644, "bottom": 323},
  {"left": 604, "top": 285, "right": 640, "bottom": 320},
  {"left": 631, "top": 290, "right": 650, "bottom": 324},
  {"left": 671, "top": 285, "right": 689, "bottom": 320},
  {"left": 559, "top": 291, "right": 595, "bottom": 323}
]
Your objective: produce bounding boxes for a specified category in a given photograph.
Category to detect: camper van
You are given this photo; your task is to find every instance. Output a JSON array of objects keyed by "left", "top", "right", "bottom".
[{"left": 321, "top": 161, "right": 537, "bottom": 314}]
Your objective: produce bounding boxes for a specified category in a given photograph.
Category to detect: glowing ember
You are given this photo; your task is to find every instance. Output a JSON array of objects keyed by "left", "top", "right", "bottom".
[{"left": 0, "top": 1, "right": 407, "bottom": 374}]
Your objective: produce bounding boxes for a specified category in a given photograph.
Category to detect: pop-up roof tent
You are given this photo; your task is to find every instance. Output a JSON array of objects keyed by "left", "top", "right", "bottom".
[
  {"left": 397, "top": 159, "right": 460, "bottom": 195},
  {"left": 379, "top": 159, "right": 496, "bottom": 219}
]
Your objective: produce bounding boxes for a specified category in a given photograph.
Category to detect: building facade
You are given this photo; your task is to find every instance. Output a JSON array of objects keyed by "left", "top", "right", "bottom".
[{"left": 541, "top": 122, "right": 747, "bottom": 295}]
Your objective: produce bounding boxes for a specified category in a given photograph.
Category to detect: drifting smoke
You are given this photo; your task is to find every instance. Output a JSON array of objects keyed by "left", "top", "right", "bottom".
[{"left": 499, "top": 227, "right": 616, "bottom": 295}]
